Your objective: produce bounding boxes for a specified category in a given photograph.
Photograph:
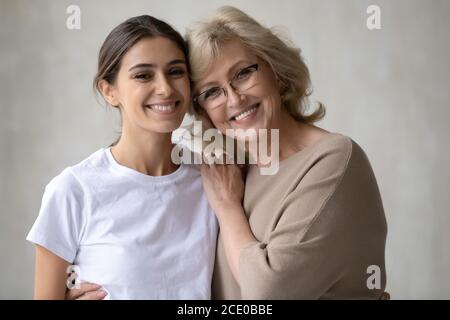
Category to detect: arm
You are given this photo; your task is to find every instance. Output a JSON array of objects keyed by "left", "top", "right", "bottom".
[
  {"left": 213, "top": 203, "right": 256, "bottom": 284},
  {"left": 34, "top": 245, "right": 107, "bottom": 300},
  {"left": 27, "top": 170, "right": 101, "bottom": 299},
  {"left": 202, "top": 140, "right": 387, "bottom": 299},
  {"left": 65, "top": 283, "right": 106, "bottom": 300},
  {"left": 200, "top": 163, "right": 256, "bottom": 284},
  {"left": 34, "top": 245, "right": 70, "bottom": 300}
]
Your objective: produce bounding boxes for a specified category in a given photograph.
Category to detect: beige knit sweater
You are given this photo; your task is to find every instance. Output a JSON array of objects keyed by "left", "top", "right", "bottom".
[{"left": 212, "top": 133, "right": 387, "bottom": 299}]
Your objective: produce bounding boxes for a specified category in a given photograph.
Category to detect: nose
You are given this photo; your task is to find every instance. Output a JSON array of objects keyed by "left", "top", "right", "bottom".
[
  {"left": 154, "top": 74, "right": 174, "bottom": 97},
  {"left": 225, "top": 84, "right": 244, "bottom": 109}
]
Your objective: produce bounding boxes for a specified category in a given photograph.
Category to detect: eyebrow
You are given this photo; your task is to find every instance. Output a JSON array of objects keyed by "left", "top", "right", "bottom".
[
  {"left": 128, "top": 59, "right": 186, "bottom": 72},
  {"left": 197, "top": 60, "right": 254, "bottom": 90}
]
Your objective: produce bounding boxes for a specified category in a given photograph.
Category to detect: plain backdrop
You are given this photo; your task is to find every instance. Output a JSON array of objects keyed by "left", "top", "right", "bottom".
[{"left": 1, "top": 0, "right": 449, "bottom": 299}]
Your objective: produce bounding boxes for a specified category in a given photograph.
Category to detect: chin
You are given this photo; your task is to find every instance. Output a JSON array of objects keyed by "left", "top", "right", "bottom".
[
  {"left": 230, "top": 121, "right": 269, "bottom": 134},
  {"left": 140, "top": 118, "right": 183, "bottom": 135},
  {"left": 158, "top": 122, "right": 184, "bottom": 133}
]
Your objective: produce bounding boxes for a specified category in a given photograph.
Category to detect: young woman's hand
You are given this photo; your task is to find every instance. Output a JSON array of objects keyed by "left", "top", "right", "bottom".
[
  {"left": 200, "top": 162, "right": 245, "bottom": 213},
  {"left": 65, "top": 282, "right": 107, "bottom": 300}
]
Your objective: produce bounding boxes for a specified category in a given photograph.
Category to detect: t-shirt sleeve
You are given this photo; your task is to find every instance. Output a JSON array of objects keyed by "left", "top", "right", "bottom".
[
  {"left": 238, "top": 139, "right": 387, "bottom": 299},
  {"left": 26, "top": 168, "right": 85, "bottom": 263}
]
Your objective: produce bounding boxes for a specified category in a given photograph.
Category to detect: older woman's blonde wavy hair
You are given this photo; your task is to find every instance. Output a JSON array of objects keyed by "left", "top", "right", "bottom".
[{"left": 186, "top": 6, "right": 325, "bottom": 123}]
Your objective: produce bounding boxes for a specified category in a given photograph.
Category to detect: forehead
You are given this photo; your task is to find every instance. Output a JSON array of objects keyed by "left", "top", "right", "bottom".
[
  {"left": 121, "top": 36, "right": 185, "bottom": 67},
  {"left": 196, "top": 39, "right": 257, "bottom": 87}
]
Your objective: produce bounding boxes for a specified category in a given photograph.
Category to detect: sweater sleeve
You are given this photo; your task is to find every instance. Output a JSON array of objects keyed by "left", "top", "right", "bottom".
[{"left": 238, "top": 139, "right": 387, "bottom": 299}]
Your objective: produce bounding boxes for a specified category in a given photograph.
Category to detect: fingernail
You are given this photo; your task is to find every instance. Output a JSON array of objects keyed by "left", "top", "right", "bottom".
[{"left": 97, "top": 290, "right": 107, "bottom": 297}]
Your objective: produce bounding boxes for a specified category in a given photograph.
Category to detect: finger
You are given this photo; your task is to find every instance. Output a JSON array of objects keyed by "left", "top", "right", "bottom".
[
  {"left": 215, "top": 152, "right": 227, "bottom": 165},
  {"left": 66, "top": 286, "right": 86, "bottom": 300},
  {"left": 223, "top": 150, "right": 234, "bottom": 164},
  {"left": 79, "top": 282, "right": 102, "bottom": 291},
  {"left": 201, "top": 151, "right": 212, "bottom": 165},
  {"left": 380, "top": 292, "right": 391, "bottom": 300},
  {"left": 202, "top": 150, "right": 223, "bottom": 166},
  {"left": 76, "top": 290, "right": 108, "bottom": 300},
  {"left": 200, "top": 163, "right": 210, "bottom": 174},
  {"left": 66, "top": 282, "right": 101, "bottom": 300}
]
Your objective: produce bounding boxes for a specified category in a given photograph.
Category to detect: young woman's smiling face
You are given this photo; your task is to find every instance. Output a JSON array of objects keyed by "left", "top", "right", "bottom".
[
  {"left": 101, "top": 36, "right": 190, "bottom": 135},
  {"left": 194, "top": 38, "right": 283, "bottom": 138}
]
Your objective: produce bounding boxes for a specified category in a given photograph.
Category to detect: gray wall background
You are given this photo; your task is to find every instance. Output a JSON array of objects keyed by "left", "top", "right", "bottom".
[{"left": 1, "top": 0, "right": 449, "bottom": 299}]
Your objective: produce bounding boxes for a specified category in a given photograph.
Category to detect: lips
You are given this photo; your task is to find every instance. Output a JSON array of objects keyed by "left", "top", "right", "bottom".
[
  {"left": 229, "top": 103, "right": 260, "bottom": 121},
  {"left": 145, "top": 101, "right": 180, "bottom": 115}
]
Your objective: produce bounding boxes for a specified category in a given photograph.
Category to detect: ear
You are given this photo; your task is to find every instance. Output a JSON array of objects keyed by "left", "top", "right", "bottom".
[{"left": 98, "top": 79, "right": 120, "bottom": 107}]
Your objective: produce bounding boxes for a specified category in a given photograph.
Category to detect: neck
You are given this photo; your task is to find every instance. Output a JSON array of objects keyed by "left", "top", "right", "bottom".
[
  {"left": 111, "top": 124, "right": 178, "bottom": 176},
  {"left": 277, "top": 111, "right": 308, "bottom": 161},
  {"left": 247, "top": 110, "right": 307, "bottom": 166}
]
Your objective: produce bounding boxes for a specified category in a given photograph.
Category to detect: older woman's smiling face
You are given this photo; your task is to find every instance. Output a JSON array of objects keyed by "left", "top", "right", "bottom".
[{"left": 194, "top": 39, "right": 284, "bottom": 138}]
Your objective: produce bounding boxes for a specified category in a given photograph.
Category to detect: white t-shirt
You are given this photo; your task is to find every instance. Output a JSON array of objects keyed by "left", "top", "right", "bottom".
[{"left": 26, "top": 148, "right": 218, "bottom": 299}]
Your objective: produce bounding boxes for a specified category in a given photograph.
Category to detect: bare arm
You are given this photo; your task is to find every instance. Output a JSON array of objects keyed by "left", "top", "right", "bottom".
[{"left": 33, "top": 245, "right": 70, "bottom": 300}]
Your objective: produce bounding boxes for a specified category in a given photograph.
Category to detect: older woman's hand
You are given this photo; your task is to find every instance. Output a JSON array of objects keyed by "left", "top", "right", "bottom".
[{"left": 200, "top": 162, "right": 245, "bottom": 213}]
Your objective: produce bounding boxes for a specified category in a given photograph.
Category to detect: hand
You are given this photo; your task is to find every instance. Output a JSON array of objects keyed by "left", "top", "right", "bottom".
[
  {"left": 380, "top": 291, "right": 391, "bottom": 300},
  {"left": 200, "top": 163, "right": 245, "bottom": 213},
  {"left": 65, "top": 282, "right": 107, "bottom": 300}
]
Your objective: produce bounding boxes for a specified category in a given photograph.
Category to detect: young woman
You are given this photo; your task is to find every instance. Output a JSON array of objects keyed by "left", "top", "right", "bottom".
[{"left": 26, "top": 15, "right": 217, "bottom": 300}]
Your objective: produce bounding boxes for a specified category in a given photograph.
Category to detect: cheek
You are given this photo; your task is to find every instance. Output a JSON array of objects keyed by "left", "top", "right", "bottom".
[
  {"left": 256, "top": 73, "right": 282, "bottom": 104},
  {"left": 207, "top": 109, "right": 228, "bottom": 128},
  {"left": 259, "top": 85, "right": 282, "bottom": 111},
  {"left": 117, "top": 82, "right": 144, "bottom": 105},
  {"left": 268, "top": 94, "right": 282, "bottom": 110},
  {"left": 174, "top": 78, "right": 191, "bottom": 99}
]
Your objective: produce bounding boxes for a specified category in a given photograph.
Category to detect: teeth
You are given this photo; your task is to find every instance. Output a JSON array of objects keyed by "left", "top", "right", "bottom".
[
  {"left": 148, "top": 103, "right": 176, "bottom": 112},
  {"left": 234, "top": 106, "right": 258, "bottom": 121}
]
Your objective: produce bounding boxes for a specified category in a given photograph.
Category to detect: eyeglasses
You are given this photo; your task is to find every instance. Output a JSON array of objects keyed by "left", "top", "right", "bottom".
[{"left": 194, "top": 64, "right": 260, "bottom": 110}]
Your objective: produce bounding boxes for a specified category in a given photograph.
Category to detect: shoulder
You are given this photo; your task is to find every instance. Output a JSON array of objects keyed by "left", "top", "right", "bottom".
[
  {"left": 297, "top": 133, "right": 354, "bottom": 180},
  {"left": 304, "top": 134, "right": 386, "bottom": 244},
  {"left": 305, "top": 134, "right": 384, "bottom": 221},
  {"left": 70, "top": 148, "right": 109, "bottom": 176},
  {"left": 44, "top": 148, "right": 107, "bottom": 198},
  {"left": 314, "top": 133, "right": 375, "bottom": 180},
  {"left": 307, "top": 133, "right": 373, "bottom": 174},
  {"left": 315, "top": 132, "right": 352, "bottom": 155},
  {"left": 45, "top": 168, "right": 82, "bottom": 196},
  {"left": 278, "top": 133, "right": 376, "bottom": 198}
]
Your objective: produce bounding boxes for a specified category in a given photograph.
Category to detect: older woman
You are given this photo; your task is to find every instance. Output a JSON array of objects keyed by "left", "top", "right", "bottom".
[{"left": 187, "top": 6, "right": 387, "bottom": 299}]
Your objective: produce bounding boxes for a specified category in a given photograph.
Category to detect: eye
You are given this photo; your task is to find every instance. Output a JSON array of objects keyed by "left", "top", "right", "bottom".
[
  {"left": 134, "top": 73, "right": 153, "bottom": 81},
  {"left": 168, "top": 67, "right": 186, "bottom": 78},
  {"left": 203, "top": 87, "right": 222, "bottom": 101},
  {"left": 235, "top": 67, "right": 254, "bottom": 81}
]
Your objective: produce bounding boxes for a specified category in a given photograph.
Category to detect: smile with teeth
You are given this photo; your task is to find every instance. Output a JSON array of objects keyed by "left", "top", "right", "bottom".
[
  {"left": 231, "top": 104, "right": 260, "bottom": 121},
  {"left": 146, "top": 102, "right": 178, "bottom": 114}
]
